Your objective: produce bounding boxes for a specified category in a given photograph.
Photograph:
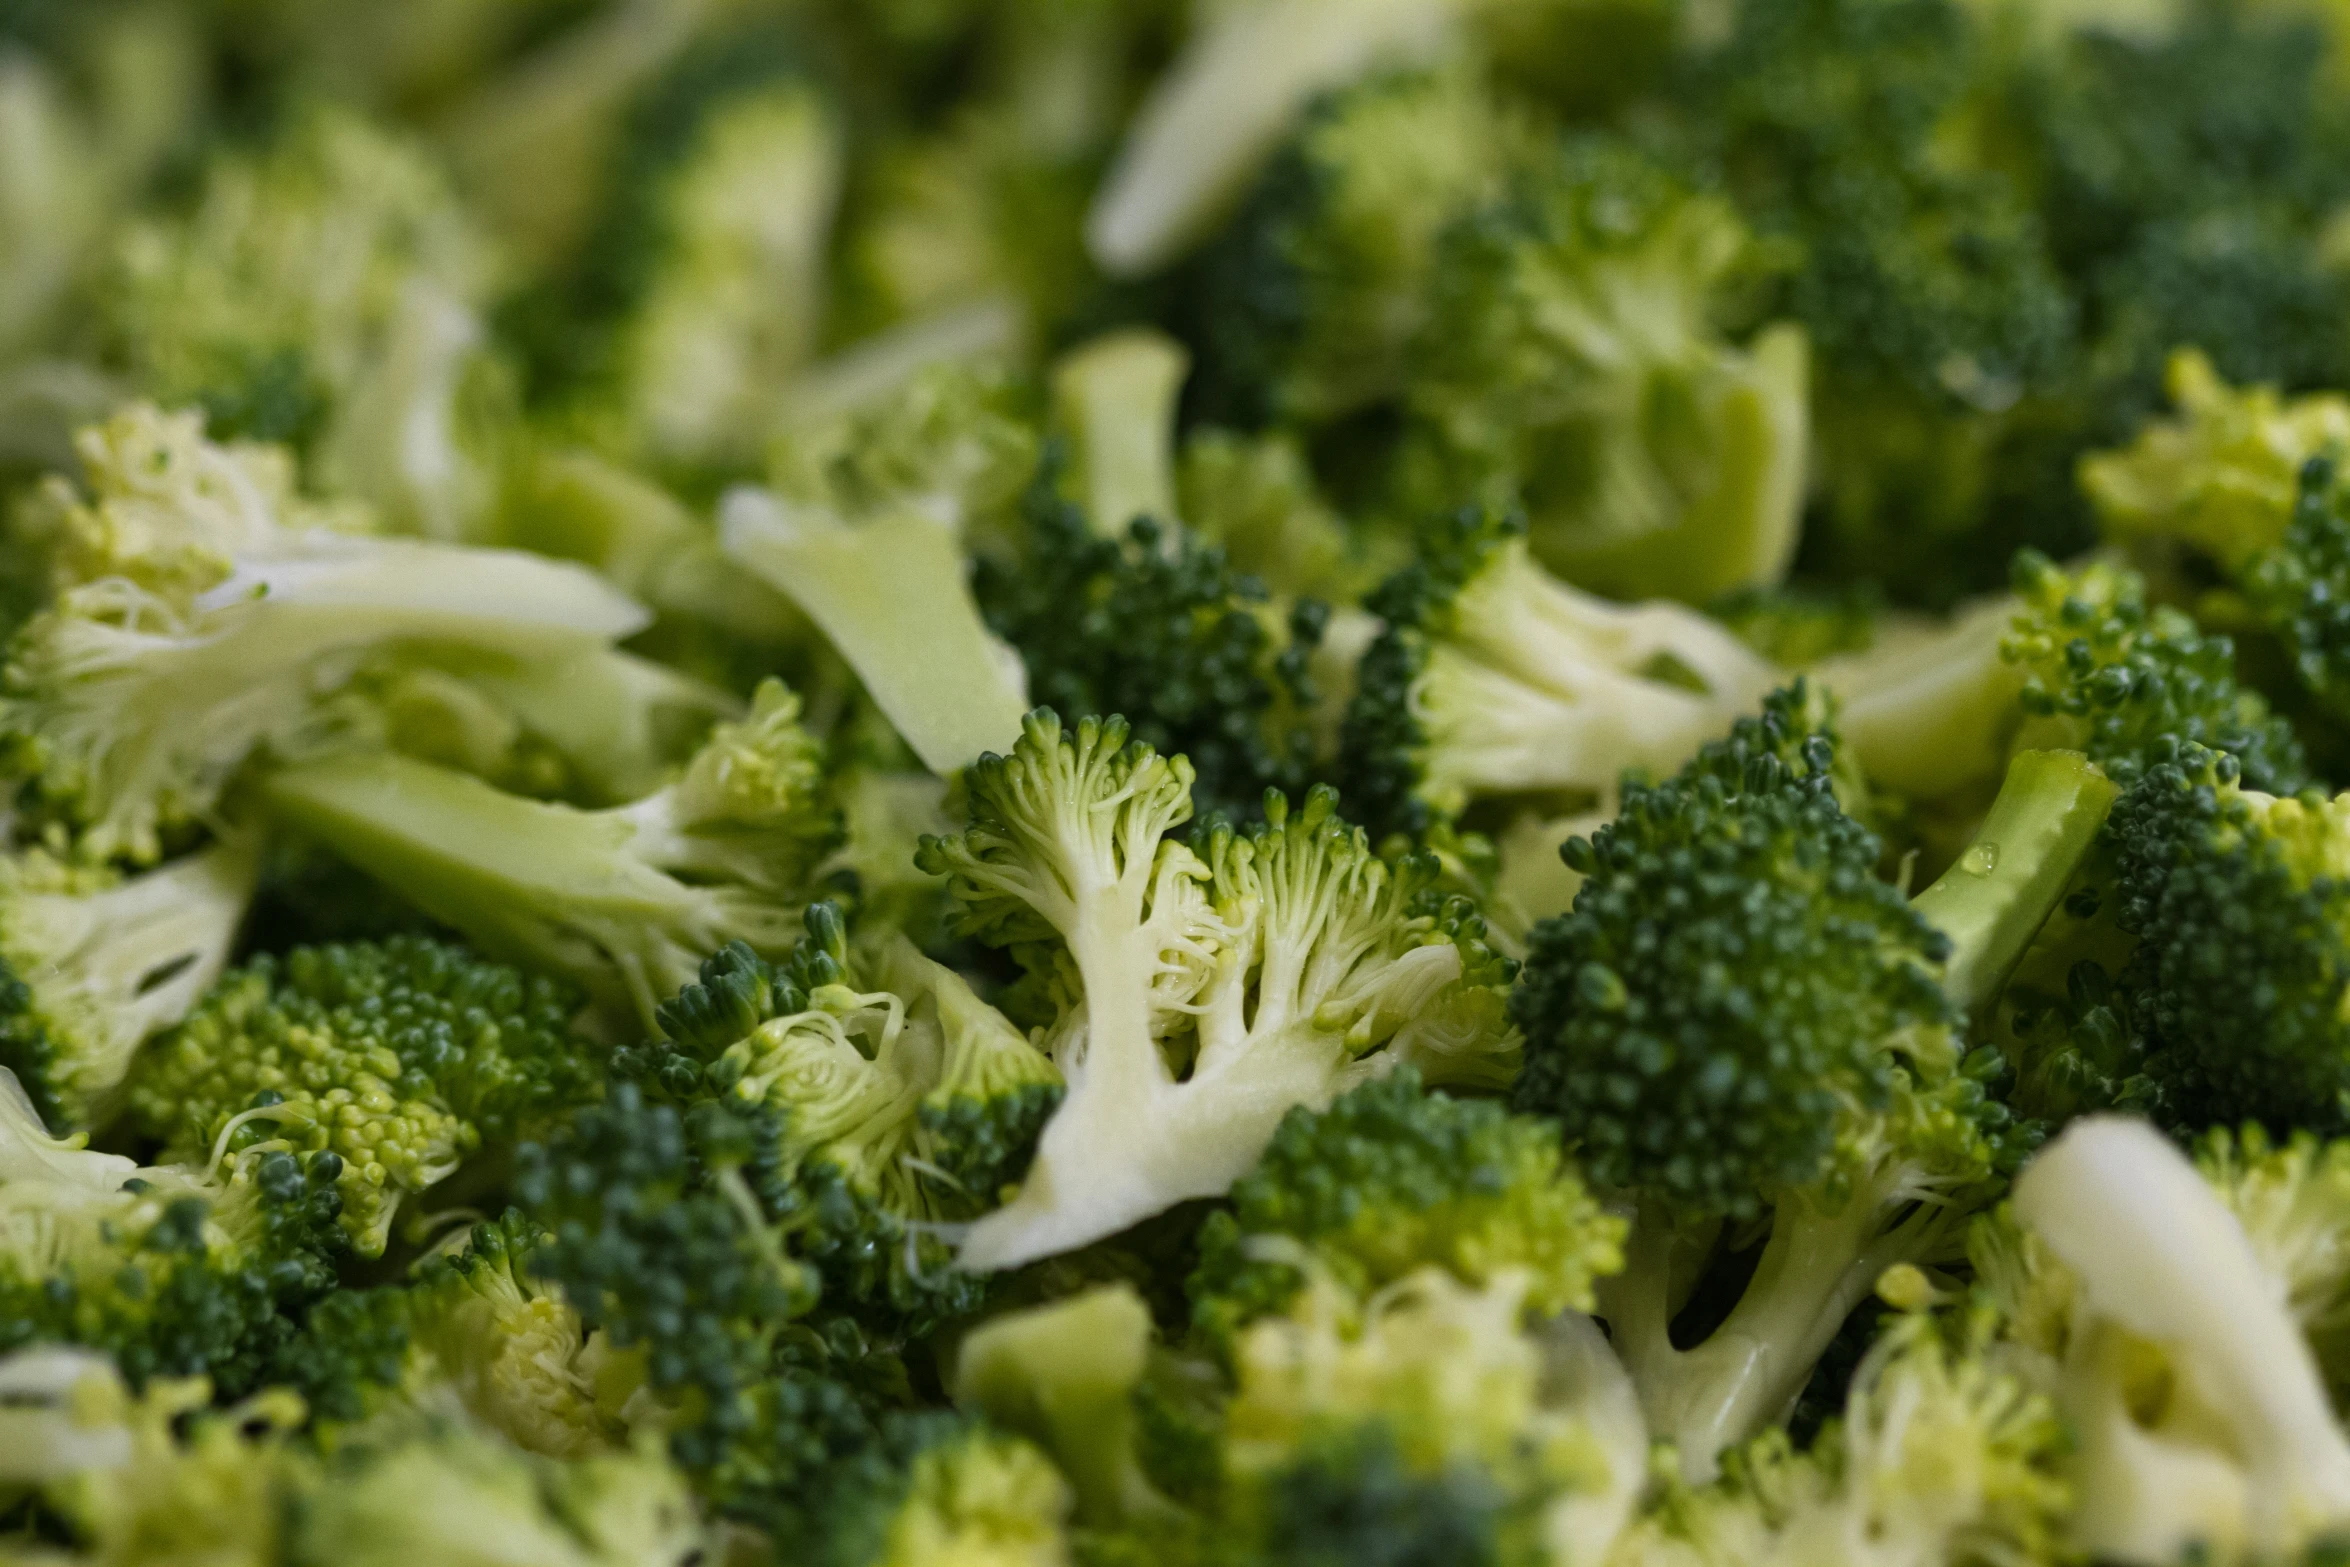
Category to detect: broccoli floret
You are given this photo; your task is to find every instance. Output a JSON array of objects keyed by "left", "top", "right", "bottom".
[
  {"left": 1712, "top": 583, "right": 1883, "bottom": 671},
  {"left": 2003, "top": 549, "right": 2310, "bottom": 792},
  {"left": 290, "top": 1416, "right": 711, "bottom": 1567},
  {"left": 917, "top": 713, "right": 1521, "bottom": 1270},
  {"left": 2197, "top": 1123, "right": 2350, "bottom": 1407},
  {"left": 977, "top": 460, "right": 1330, "bottom": 824},
  {"left": 1399, "top": 140, "right": 1810, "bottom": 605},
  {"left": 1611, "top": 1294, "right": 2071, "bottom": 1567},
  {"left": 1174, "top": 427, "right": 1392, "bottom": 605},
  {"left": 0, "top": 1347, "right": 308, "bottom": 1566},
  {"left": 1681, "top": 0, "right": 2080, "bottom": 605},
  {"left": 1999, "top": 1115, "right": 2350, "bottom": 1561},
  {"left": 1083, "top": 0, "right": 1466, "bottom": 277},
  {"left": 615, "top": 908, "right": 1062, "bottom": 1330},
  {"left": 0, "top": 1069, "right": 346, "bottom": 1392},
  {"left": 1337, "top": 506, "right": 1783, "bottom": 842},
  {"left": 812, "top": 1413, "right": 1076, "bottom": 1567},
  {"left": 2104, "top": 740, "right": 2350, "bottom": 1132},
  {"left": 0, "top": 838, "right": 256, "bottom": 1132},
  {"left": 1184, "top": 65, "right": 1528, "bottom": 428},
  {"left": 1511, "top": 686, "right": 2115, "bottom": 1478},
  {"left": 1185, "top": 1069, "right": 1624, "bottom": 1352},
  {"left": 102, "top": 105, "right": 506, "bottom": 541},
  {"left": 600, "top": 86, "right": 841, "bottom": 467},
  {"left": 1811, "top": 592, "right": 2026, "bottom": 805},
  {"left": 0, "top": 405, "right": 652, "bottom": 864},
  {"left": 261, "top": 679, "right": 834, "bottom": 1023},
  {"left": 128, "top": 936, "right": 589, "bottom": 1256}
]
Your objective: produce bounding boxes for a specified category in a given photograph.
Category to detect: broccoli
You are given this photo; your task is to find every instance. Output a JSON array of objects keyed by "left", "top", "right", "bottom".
[
  {"left": 1677, "top": 0, "right": 2080, "bottom": 606},
  {"left": 977, "top": 461, "right": 1331, "bottom": 824},
  {"left": 0, "top": 405, "right": 652, "bottom": 864},
  {"left": 1174, "top": 427, "right": 1389, "bottom": 605},
  {"left": 1511, "top": 686, "right": 2116, "bottom": 1479},
  {"left": 2102, "top": 739, "right": 2350, "bottom": 1133},
  {"left": 1611, "top": 1293, "right": 2071, "bottom": 1567},
  {"left": 917, "top": 712, "right": 1522, "bottom": 1270},
  {"left": 0, "top": 1347, "right": 307, "bottom": 1566},
  {"left": 612, "top": 907, "right": 1062, "bottom": 1330},
  {"left": 1083, "top": 0, "right": 1464, "bottom": 277},
  {"left": 809, "top": 1413, "right": 1076, "bottom": 1567},
  {"left": 1184, "top": 1068, "right": 1624, "bottom": 1352},
  {"left": 2197, "top": 1123, "right": 2350, "bottom": 1406},
  {"left": 128, "top": 936, "right": 589, "bottom": 1257},
  {"left": 260, "top": 679, "right": 835, "bottom": 1023},
  {"left": 1336, "top": 506, "right": 1783, "bottom": 842},
  {"left": 1046, "top": 329, "right": 1190, "bottom": 540},
  {"left": 956, "top": 1265, "right": 1651, "bottom": 1567},
  {"left": 599, "top": 85, "right": 841, "bottom": 467},
  {"left": 514, "top": 1082, "right": 929, "bottom": 1535},
  {"left": 0, "top": 1067, "right": 346, "bottom": 1392},
  {"left": 1183, "top": 65, "right": 1529, "bottom": 428},
  {"left": 1996, "top": 1114, "right": 2350, "bottom": 1562},
  {"left": 0, "top": 837, "right": 256, "bottom": 1132},
  {"left": 1398, "top": 139, "right": 1810, "bottom": 606},
  {"left": 102, "top": 105, "right": 505, "bottom": 541},
  {"left": 2003, "top": 549, "right": 2310, "bottom": 792}
]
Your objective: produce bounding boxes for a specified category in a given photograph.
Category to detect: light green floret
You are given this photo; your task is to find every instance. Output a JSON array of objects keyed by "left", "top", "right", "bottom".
[
  {"left": 0, "top": 838, "right": 257, "bottom": 1133},
  {"left": 263, "top": 679, "right": 834, "bottom": 1023},
  {"left": 0, "top": 405, "right": 651, "bottom": 865},
  {"left": 130, "top": 937, "right": 591, "bottom": 1255},
  {"left": 920, "top": 711, "right": 1521, "bottom": 1271}
]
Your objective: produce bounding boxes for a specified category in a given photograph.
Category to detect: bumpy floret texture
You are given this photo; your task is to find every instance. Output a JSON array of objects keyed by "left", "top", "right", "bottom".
[{"left": 130, "top": 937, "right": 590, "bottom": 1254}]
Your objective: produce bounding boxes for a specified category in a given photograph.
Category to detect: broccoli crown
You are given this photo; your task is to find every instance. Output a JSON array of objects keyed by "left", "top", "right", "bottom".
[
  {"left": 615, "top": 912, "right": 1061, "bottom": 1331},
  {"left": 129, "top": 936, "right": 590, "bottom": 1256},
  {"left": 1186, "top": 1069, "right": 1623, "bottom": 1350},
  {"left": 0, "top": 1083, "right": 346, "bottom": 1393},
  {"left": 1685, "top": 0, "right": 2072, "bottom": 408},
  {"left": 810, "top": 1413, "right": 1074, "bottom": 1567},
  {"left": 1510, "top": 685, "right": 1956, "bottom": 1218},
  {"left": 1396, "top": 135, "right": 1805, "bottom": 600},
  {"left": 1215, "top": 1267, "right": 1614, "bottom": 1567},
  {"left": 102, "top": 103, "right": 489, "bottom": 448},
  {"left": 1337, "top": 504, "right": 1781, "bottom": 842},
  {"left": 2107, "top": 741, "right": 2350, "bottom": 1133},
  {"left": 2004, "top": 548, "right": 2309, "bottom": 792},
  {"left": 2248, "top": 457, "right": 2350, "bottom": 723},
  {"left": 976, "top": 462, "right": 1328, "bottom": 825},
  {"left": 1186, "top": 66, "right": 1524, "bottom": 428}
]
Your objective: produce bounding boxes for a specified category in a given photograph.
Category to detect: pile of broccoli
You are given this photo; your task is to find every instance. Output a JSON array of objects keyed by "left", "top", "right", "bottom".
[{"left": 10, "top": 0, "right": 2350, "bottom": 1562}]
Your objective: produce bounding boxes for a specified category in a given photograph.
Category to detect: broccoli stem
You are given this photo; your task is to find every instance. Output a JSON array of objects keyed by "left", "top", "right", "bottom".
[
  {"left": 1604, "top": 748, "right": 2116, "bottom": 1483},
  {"left": 1909, "top": 748, "right": 2119, "bottom": 1012},
  {"left": 1049, "top": 330, "right": 1188, "bottom": 536},
  {"left": 720, "top": 493, "right": 1027, "bottom": 776}
]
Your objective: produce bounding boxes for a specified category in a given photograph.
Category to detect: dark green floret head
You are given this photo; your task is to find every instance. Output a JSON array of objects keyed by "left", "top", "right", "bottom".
[
  {"left": 2109, "top": 740, "right": 2350, "bottom": 1134},
  {"left": 1509, "top": 685, "right": 1953, "bottom": 1218}
]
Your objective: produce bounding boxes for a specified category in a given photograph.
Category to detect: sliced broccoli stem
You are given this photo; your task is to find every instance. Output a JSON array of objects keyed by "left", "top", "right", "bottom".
[
  {"left": 1049, "top": 330, "right": 1188, "bottom": 536},
  {"left": 264, "top": 752, "right": 796, "bottom": 1022},
  {"left": 720, "top": 491, "right": 1027, "bottom": 776},
  {"left": 1910, "top": 748, "right": 2119, "bottom": 1013}
]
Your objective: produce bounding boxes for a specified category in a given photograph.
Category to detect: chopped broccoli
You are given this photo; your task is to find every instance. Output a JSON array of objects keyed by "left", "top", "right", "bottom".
[
  {"left": 260, "top": 679, "right": 835, "bottom": 1023},
  {"left": 812, "top": 1414, "right": 1076, "bottom": 1567},
  {"left": 2001, "top": 1114, "right": 2350, "bottom": 1561},
  {"left": 1185, "top": 1068, "right": 1624, "bottom": 1352},
  {"left": 0, "top": 837, "right": 256, "bottom": 1132},
  {"left": 977, "top": 460, "right": 1330, "bottom": 824},
  {"left": 612, "top": 907, "right": 1061, "bottom": 1330},
  {"left": 918, "top": 713, "right": 1521, "bottom": 1270},
  {"left": 1512, "top": 686, "right": 2114, "bottom": 1478},
  {"left": 1399, "top": 139, "right": 1810, "bottom": 605},
  {"left": 0, "top": 405, "right": 651, "bottom": 864},
  {"left": 129, "top": 935, "right": 591, "bottom": 1256},
  {"left": 2003, "top": 549, "right": 2309, "bottom": 791},
  {"left": 0, "top": 1068, "right": 346, "bottom": 1391},
  {"left": 2104, "top": 739, "right": 2350, "bottom": 1132},
  {"left": 1337, "top": 505, "right": 1782, "bottom": 842}
]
